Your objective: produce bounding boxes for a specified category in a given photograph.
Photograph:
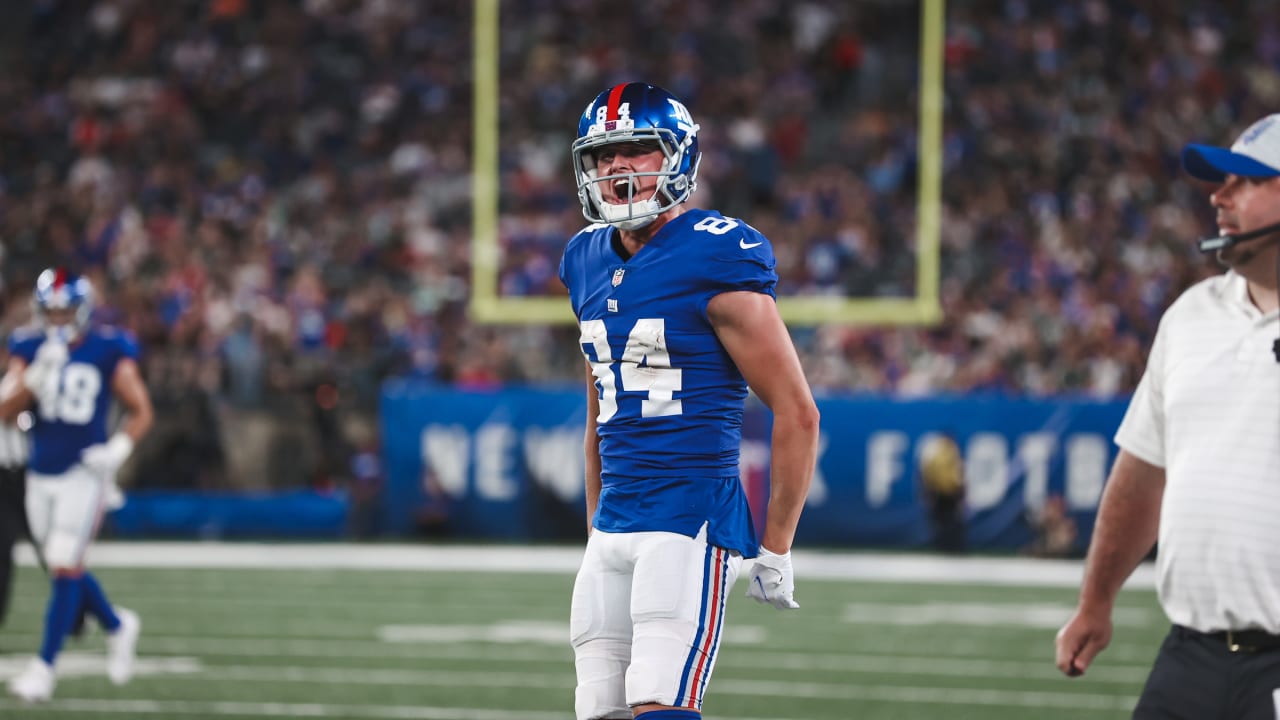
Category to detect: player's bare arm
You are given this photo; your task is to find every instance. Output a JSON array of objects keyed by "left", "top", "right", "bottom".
[
  {"left": 707, "top": 290, "right": 819, "bottom": 555},
  {"left": 1056, "top": 450, "right": 1164, "bottom": 677},
  {"left": 111, "top": 358, "right": 153, "bottom": 443},
  {"left": 582, "top": 358, "right": 602, "bottom": 533},
  {"left": 78, "top": 357, "right": 154, "bottom": 480},
  {"left": 0, "top": 358, "right": 33, "bottom": 422}
]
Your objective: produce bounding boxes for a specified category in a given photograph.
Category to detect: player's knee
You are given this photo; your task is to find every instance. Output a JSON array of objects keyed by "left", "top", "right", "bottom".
[
  {"left": 574, "top": 637, "right": 630, "bottom": 720},
  {"left": 43, "top": 535, "right": 84, "bottom": 570},
  {"left": 628, "top": 625, "right": 723, "bottom": 711}
]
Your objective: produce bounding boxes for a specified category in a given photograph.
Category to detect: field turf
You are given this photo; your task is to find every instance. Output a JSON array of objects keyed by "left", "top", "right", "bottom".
[{"left": 0, "top": 545, "right": 1164, "bottom": 719}]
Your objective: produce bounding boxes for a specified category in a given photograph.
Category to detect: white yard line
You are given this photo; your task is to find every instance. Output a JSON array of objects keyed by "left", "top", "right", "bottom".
[
  {"left": 0, "top": 698, "right": 814, "bottom": 720},
  {"left": 719, "top": 679, "right": 1136, "bottom": 711},
  {"left": 3, "top": 666, "right": 1136, "bottom": 712},
  {"left": 0, "top": 699, "right": 577, "bottom": 720},
  {"left": 17, "top": 542, "right": 1156, "bottom": 589},
  {"left": 0, "top": 631, "right": 1163, "bottom": 667},
  {"left": 841, "top": 601, "right": 1159, "bottom": 629},
  {"left": 231, "top": 661, "right": 1143, "bottom": 690},
  {"left": 0, "top": 652, "right": 201, "bottom": 680},
  {"left": 10, "top": 662, "right": 1140, "bottom": 703},
  {"left": 722, "top": 650, "right": 1151, "bottom": 684}
]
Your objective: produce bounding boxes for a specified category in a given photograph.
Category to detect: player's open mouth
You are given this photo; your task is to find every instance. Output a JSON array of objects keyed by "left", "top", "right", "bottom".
[{"left": 610, "top": 179, "right": 634, "bottom": 203}]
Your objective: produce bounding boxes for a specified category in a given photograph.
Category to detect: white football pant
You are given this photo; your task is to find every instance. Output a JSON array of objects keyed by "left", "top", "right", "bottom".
[
  {"left": 571, "top": 523, "right": 742, "bottom": 720},
  {"left": 25, "top": 466, "right": 109, "bottom": 569}
]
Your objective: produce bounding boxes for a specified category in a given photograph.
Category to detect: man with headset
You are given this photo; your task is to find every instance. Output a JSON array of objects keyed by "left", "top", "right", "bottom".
[{"left": 1056, "top": 114, "right": 1280, "bottom": 718}]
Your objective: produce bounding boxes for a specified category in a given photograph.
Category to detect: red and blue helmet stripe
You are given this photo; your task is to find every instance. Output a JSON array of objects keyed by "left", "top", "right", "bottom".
[{"left": 33, "top": 267, "right": 94, "bottom": 330}]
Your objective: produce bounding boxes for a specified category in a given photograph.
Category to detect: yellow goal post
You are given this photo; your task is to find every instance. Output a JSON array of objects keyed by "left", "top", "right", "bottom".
[{"left": 469, "top": 0, "right": 944, "bottom": 327}]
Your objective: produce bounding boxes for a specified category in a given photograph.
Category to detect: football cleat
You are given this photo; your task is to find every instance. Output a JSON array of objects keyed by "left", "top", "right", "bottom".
[
  {"left": 106, "top": 606, "right": 141, "bottom": 685},
  {"left": 8, "top": 657, "right": 55, "bottom": 703}
]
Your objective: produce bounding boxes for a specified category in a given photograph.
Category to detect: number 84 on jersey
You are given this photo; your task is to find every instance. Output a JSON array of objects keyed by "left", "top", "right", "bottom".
[{"left": 580, "top": 318, "right": 682, "bottom": 424}]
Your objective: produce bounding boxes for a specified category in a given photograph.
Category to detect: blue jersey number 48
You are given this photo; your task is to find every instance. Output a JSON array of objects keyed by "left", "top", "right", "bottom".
[{"left": 37, "top": 362, "right": 102, "bottom": 425}]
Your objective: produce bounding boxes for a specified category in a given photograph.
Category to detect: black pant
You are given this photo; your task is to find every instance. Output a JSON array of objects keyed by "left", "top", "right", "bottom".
[
  {"left": 0, "top": 465, "right": 27, "bottom": 625},
  {"left": 1135, "top": 625, "right": 1280, "bottom": 720}
]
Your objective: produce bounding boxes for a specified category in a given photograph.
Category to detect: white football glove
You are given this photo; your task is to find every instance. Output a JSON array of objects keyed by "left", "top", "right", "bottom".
[
  {"left": 81, "top": 432, "right": 135, "bottom": 479},
  {"left": 23, "top": 339, "right": 69, "bottom": 401},
  {"left": 746, "top": 547, "right": 800, "bottom": 610},
  {"left": 103, "top": 479, "right": 127, "bottom": 511}
]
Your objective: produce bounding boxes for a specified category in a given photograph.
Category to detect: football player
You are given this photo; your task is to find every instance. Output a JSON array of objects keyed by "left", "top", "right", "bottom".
[
  {"left": 559, "top": 83, "right": 820, "bottom": 720},
  {"left": 0, "top": 269, "right": 152, "bottom": 702}
]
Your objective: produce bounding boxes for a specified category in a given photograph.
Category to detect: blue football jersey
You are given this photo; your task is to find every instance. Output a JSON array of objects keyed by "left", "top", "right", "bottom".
[
  {"left": 9, "top": 326, "right": 139, "bottom": 475},
  {"left": 558, "top": 209, "right": 777, "bottom": 557}
]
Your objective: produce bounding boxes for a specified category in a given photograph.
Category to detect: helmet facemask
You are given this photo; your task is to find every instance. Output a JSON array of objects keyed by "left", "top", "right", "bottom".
[{"left": 572, "top": 125, "right": 701, "bottom": 231}]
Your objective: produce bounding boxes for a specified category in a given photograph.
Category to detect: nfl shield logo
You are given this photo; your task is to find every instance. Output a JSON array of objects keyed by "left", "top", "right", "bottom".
[{"left": 611, "top": 268, "right": 626, "bottom": 287}]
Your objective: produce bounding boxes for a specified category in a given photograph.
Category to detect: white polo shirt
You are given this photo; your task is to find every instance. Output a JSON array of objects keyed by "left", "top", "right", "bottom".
[{"left": 1116, "top": 270, "right": 1280, "bottom": 633}]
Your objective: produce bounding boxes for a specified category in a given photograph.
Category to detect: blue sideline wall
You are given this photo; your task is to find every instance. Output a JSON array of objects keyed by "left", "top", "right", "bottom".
[{"left": 376, "top": 382, "right": 1127, "bottom": 551}]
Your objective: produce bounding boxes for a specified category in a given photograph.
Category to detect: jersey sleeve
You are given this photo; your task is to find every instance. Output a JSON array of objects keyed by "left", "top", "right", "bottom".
[
  {"left": 561, "top": 225, "right": 606, "bottom": 319},
  {"left": 696, "top": 223, "right": 778, "bottom": 317},
  {"left": 115, "top": 330, "right": 142, "bottom": 363},
  {"left": 7, "top": 330, "right": 42, "bottom": 363},
  {"left": 1114, "top": 315, "right": 1167, "bottom": 468},
  {"left": 559, "top": 240, "right": 580, "bottom": 319}
]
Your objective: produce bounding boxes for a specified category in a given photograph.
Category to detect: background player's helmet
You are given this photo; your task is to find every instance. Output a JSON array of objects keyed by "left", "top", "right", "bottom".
[
  {"left": 572, "top": 82, "right": 702, "bottom": 231},
  {"left": 33, "top": 268, "right": 94, "bottom": 340}
]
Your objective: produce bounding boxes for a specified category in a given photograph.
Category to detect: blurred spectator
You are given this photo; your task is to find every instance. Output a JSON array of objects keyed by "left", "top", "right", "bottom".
[
  {"left": 1024, "top": 494, "right": 1080, "bottom": 558},
  {"left": 220, "top": 313, "right": 265, "bottom": 409},
  {"left": 345, "top": 420, "right": 383, "bottom": 539},
  {"left": 918, "top": 433, "right": 967, "bottom": 554},
  {"left": 414, "top": 467, "right": 452, "bottom": 538}
]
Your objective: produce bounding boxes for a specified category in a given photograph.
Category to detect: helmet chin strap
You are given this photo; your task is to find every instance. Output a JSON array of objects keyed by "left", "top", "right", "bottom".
[
  {"left": 601, "top": 199, "right": 660, "bottom": 230},
  {"left": 610, "top": 216, "right": 657, "bottom": 231},
  {"left": 596, "top": 177, "right": 665, "bottom": 230}
]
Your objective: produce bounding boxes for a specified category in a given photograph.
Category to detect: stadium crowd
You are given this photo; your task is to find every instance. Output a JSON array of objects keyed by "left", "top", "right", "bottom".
[{"left": 0, "top": 0, "right": 1275, "bottom": 485}]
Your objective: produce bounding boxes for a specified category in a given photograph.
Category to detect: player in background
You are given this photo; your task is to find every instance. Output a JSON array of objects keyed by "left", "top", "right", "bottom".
[
  {"left": 559, "top": 82, "right": 820, "bottom": 720},
  {"left": 0, "top": 269, "right": 152, "bottom": 702}
]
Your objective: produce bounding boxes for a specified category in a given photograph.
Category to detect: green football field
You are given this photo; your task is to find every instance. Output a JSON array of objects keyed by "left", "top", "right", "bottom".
[{"left": 0, "top": 548, "right": 1165, "bottom": 719}]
